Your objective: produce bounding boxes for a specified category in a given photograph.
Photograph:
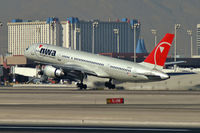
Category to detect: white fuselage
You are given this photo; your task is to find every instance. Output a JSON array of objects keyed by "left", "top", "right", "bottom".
[{"left": 24, "top": 44, "right": 169, "bottom": 82}]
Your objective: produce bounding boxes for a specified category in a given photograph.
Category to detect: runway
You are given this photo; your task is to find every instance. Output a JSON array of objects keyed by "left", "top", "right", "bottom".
[
  {"left": 0, "top": 88, "right": 200, "bottom": 132},
  {"left": 0, "top": 125, "right": 199, "bottom": 133}
]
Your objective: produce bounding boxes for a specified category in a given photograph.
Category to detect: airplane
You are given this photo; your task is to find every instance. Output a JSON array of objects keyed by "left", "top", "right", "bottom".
[{"left": 24, "top": 33, "right": 174, "bottom": 89}]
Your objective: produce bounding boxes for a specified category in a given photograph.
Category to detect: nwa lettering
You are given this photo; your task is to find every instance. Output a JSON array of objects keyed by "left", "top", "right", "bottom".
[{"left": 40, "top": 48, "right": 56, "bottom": 56}]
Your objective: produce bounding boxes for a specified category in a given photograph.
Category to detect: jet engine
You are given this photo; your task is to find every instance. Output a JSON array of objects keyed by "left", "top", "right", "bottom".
[{"left": 43, "top": 65, "right": 64, "bottom": 78}]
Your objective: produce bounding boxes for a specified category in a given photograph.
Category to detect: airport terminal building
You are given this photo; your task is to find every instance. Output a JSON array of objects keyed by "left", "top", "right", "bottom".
[{"left": 7, "top": 17, "right": 140, "bottom": 55}]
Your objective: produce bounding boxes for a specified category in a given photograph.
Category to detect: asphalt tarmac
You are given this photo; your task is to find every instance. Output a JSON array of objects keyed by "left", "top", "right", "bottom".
[
  {"left": 0, "top": 88, "right": 200, "bottom": 132},
  {"left": 0, "top": 125, "right": 200, "bottom": 133}
]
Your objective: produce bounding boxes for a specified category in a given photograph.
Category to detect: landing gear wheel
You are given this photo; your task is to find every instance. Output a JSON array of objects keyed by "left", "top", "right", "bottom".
[
  {"left": 105, "top": 82, "right": 110, "bottom": 87},
  {"left": 111, "top": 84, "right": 115, "bottom": 89},
  {"left": 77, "top": 83, "right": 87, "bottom": 90},
  {"left": 105, "top": 79, "right": 116, "bottom": 89},
  {"left": 83, "top": 84, "right": 87, "bottom": 90},
  {"left": 107, "top": 84, "right": 115, "bottom": 89},
  {"left": 77, "top": 73, "right": 87, "bottom": 90}
]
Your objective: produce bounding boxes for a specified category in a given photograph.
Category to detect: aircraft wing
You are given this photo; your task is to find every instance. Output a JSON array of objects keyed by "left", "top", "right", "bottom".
[
  {"left": 35, "top": 61, "right": 98, "bottom": 76},
  {"left": 52, "top": 63, "right": 97, "bottom": 76}
]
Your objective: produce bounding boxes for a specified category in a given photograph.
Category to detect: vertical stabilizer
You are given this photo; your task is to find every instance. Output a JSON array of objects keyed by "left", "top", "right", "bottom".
[{"left": 140, "top": 33, "right": 174, "bottom": 70}]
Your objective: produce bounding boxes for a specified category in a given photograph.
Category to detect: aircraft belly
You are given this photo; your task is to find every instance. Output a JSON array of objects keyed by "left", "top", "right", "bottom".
[
  {"left": 118, "top": 75, "right": 148, "bottom": 82},
  {"left": 108, "top": 69, "right": 148, "bottom": 82}
]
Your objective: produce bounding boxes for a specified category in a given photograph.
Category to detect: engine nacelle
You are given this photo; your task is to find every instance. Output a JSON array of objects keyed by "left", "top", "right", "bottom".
[{"left": 43, "top": 65, "right": 64, "bottom": 78}]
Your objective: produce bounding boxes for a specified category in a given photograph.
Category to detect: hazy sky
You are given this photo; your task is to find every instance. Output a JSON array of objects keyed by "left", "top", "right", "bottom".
[{"left": 0, "top": 0, "right": 200, "bottom": 56}]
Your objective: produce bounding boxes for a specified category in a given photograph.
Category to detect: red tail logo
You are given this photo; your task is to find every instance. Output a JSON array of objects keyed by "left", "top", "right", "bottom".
[
  {"left": 39, "top": 44, "right": 43, "bottom": 48},
  {"left": 144, "top": 33, "right": 174, "bottom": 67}
]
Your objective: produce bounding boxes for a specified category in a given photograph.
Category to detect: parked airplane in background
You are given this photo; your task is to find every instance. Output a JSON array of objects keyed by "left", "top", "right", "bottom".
[{"left": 24, "top": 33, "right": 174, "bottom": 89}]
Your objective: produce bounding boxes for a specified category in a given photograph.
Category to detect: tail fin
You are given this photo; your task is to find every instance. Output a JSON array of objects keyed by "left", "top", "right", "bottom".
[{"left": 141, "top": 33, "right": 174, "bottom": 70}]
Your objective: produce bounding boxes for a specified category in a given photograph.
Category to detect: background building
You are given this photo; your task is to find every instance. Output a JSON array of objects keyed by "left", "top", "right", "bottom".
[
  {"left": 61, "top": 17, "right": 140, "bottom": 53},
  {"left": 7, "top": 18, "right": 60, "bottom": 55},
  {"left": 8, "top": 17, "right": 140, "bottom": 55},
  {"left": 197, "top": 24, "right": 200, "bottom": 55}
]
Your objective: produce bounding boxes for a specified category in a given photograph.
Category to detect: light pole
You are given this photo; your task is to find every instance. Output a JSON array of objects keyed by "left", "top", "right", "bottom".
[
  {"left": 187, "top": 30, "right": 193, "bottom": 58},
  {"left": 0, "top": 22, "right": 2, "bottom": 55},
  {"left": 134, "top": 23, "right": 140, "bottom": 63},
  {"left": 76, "top": 28, "right": 81, "bottom": 51},
  {"left": 92, "top": 22, "right": 98, "bottom": 54},
  {"left": 174, "top": 24, "right": 181, "bottom": 69},
  {"left": 151, "top": 29, "right": 157, "bottom": 46},
  {"left": 113, "top": 28, "right": 119, "bottom": 53}
]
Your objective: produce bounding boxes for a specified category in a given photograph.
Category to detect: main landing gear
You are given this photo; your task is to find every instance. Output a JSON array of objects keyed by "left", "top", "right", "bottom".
[
  {"left": 77, "top": 73, "right": 87, "bottom": 90},
  {"left": 105, "top": 79, "right": 116, "bottom": 89},
  {"left": 77, "top": 82, "right": 87, "bottom": 90}
]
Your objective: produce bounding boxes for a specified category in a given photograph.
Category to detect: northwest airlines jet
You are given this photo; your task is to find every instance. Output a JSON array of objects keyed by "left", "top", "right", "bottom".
[{"left": 24, "top": 33, "right": 174, "bottom": 89}]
